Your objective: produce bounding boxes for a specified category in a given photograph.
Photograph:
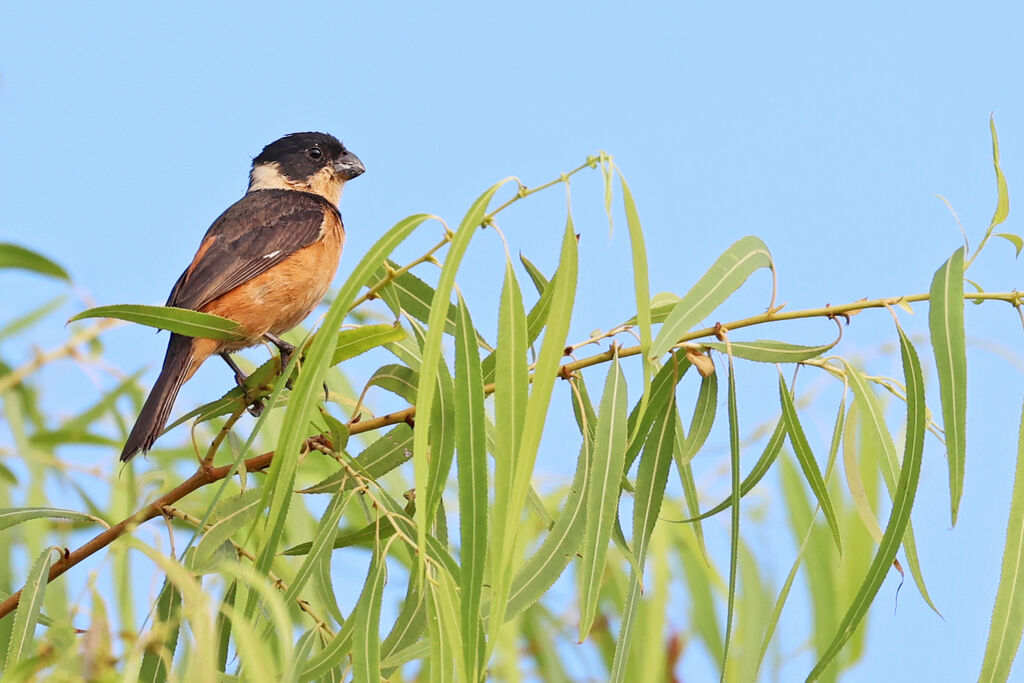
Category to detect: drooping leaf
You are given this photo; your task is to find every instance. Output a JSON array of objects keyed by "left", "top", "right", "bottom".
[
  {"left": 720, "top": 351, "right": 742, "bottom": 681},
  {"left": 0, "top": 243, "right": 69, "bottom": 281},
  {"left": 453, "top": 292, "right": 488, "bottom": 681},
  {"left": 808, "top": 323, "right": 926, "bottom": 680},
  {"left": 253, "top": 213, "right": 436, "bottom": 618},
  {"left": 979, "top": 398, "right": 1024, "bottom": 682},
  {"left": 778, "top": 372, "right": 841, "bottom": 552},
  {"left": 489, "top": 216, "right": 578, "bottom": 650},
  {"left": 928, "top": 247, "right": 967, "bottom": 525},
  {"left": 579, "top": 353, "right": 628, "bottom": 640}
]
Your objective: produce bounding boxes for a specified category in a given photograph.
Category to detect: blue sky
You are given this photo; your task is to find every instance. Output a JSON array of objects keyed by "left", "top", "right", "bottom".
[{"left": 2, "top": 2, "right": 1023, "bottom": 680}]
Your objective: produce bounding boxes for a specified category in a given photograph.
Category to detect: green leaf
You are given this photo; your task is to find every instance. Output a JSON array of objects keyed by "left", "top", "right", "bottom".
[
  {"left": 499, "top": 399, "right": 590, "bottom": 621},
  {"left": 928, "top": 247, "right": 967, "bottom": 526},
  {"left": 624, "top": 351, "right": 690, "bottom": 472},
  {"left": 193, "top": 488, "right": 264, "bottom": 571},
  {"left": 370, "top": 259, "right": 462, "bottom": 335},
  {"left": 701, "top": 338, "right": 838, "bottom": 363},
  {"left": 648, "top": 236, "right": 773, "bottom": 362},
  {"left": 619, "top": 172, "right": 654, "bottom": 419},
  {"left": 411, "top": 183, "right": 508, "bottom": 585},
  {"left": 579, "top": 352, "right": 628, "bottom": 640},
  {"left": 488, "top": 255, "right": 529, "bottom": 636},
  {"left": 139, "top": 578, "right": 183, "bottom": 683},
  {"left": 0, "top": 295, "right": 67, "bottom": 340},
  {"left": 481, "top": 261, "right": 560, "bottom": 385},
  {"left": 0, "top": 507, "right": 107, "bottom": 532},
  {"left": 996, "top": 233, "right": 1023, "bottom": 257},
  {"left": 215, "top": 581, "right": 237, "bottom": 672},
  {"left": 720, "top": 352, "right": 741, "bottom": 681},
  {"left": 278, "top": 487, "right": 356, "bottom": 624},
  {"left": 281, "top": 497, "right": 408, "bottom": 556},
  {"left": 754, "top": 389, "right": 847, "bottom": 679},
  {"left": 844, "top": 361, "right": 940, "bottom": 614},
  {"left": 519, "top": 252, "right": 550, "bottom": 293},
  {"left": 988, "top": 114, "right": 1010, "bottom": 231},
  {"left": 300, "top": 424, "right": 414, "bottom": 494},
  {"left": 674, "top": 419, "right": 785, "bottom": 524},
  {"left": 354, "top": 545, "right": 387, "bottom": 683},
  {"left": 4, "top": 547, "right": 57, "bottom": 669},
  {"left": 164, "top": 358, "right": 282, "bottom": 431},
  {"left": 843, "top": 402, "right": 885, "bottom": 545},
  {"left": 69, "top": 304, "right": 247, "bottom": 341},
  {"left": 253, "top": 213, "right": 436, "bottom": 617},
  {"left": 778, "top": 372, "right": 841, "bottom": 553},
  {"left": 381, "top": 560, "right": 428, "bottom": 668},
  {"left": 453, "top": 292, "right": 487, "bottom": 681},
  {"left": 632, "top": 395, "right": 677, "bottom": 569},
  {"left": 808, "top": 323, "right": 926, "bottom": 680},
  {"left": 492, "top": 216, "right": 579, "bottom": 640},
  {"left": 358, "top": 363, "right": 418, "bottom": 404},
  {"left": 30, "top": 370, "right": 146, "bottom": 448},
  {"left": 979, "top": 398, "right": 1024, "bottom": 682},
  {"left": 331, "top": 323, "right": 406, "bottom": 366},
  {"left": 0, "top": 243, "right": 69, "bottom": 281}
]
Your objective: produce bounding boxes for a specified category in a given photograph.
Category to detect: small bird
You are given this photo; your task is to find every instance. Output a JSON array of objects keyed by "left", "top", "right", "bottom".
[{"left": 120, "top": 132, "right": 364, "bottom": 462}]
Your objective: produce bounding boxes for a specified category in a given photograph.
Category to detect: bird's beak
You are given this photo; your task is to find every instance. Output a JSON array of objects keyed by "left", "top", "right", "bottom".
[{"left": 334, "top": 152, "right": 365, "bottom": 180}]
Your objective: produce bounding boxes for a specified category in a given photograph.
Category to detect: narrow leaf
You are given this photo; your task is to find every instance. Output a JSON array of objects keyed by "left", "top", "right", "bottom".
[
  {"left": 454, "top": 292, "right": 487, "bottom": 681},
  {"left": 928, "top": 247, "right": 967, "bottom": 525},
  {"left": 253, "top": 213, "right": 435, "bottom": 616},
  {"left": 701, "top": 338, "right": 838, "bottom": 364},
  {"left": 988, "top": 114, "right": 1010, "bottom": 231},
  {"left": 633, "top": 395, "right": 677, "bottom": 568},
  {"left": 648, "top": 236, "right": 773, "bottom": 362},
  {"left": 720, "top": 352, "right": 741, "bottom": 681},
  {"left": 0, "top": 243, "right": 69, "bottom": 280},
  {"left": 331, "top": 323, "right": 406, "bottom": 366},
  {"left": 808, "top": 323, "right": 926, "bottom": 680},
  {"left": 779, "top": 372, "right": 841, "bottom": 552},
  {"left": 5, "top": 547, "right": 57, "bottom": 669},
  {"left": 0, "top": 507, "right": 107, "bottom": 532},
  {"left": 69, "top": 304, "right": 246, "bottom": 341},
  {"left": 979, "top": 398, "right": 1024, "bottom": 682},
  {"left": 412, "top": 183, "right": 508, "bottom": 585},
  {"left": 352, "top": 546, "right": 387, "bottom": 683},
  {"left": 579, "top": 353, "right": 628, "bottom": 640}
]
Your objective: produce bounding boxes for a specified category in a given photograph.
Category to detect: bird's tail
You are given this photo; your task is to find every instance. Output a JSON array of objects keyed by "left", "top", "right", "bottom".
[{"left": 120, "top": 334, "right": 196, "bottom": 462}]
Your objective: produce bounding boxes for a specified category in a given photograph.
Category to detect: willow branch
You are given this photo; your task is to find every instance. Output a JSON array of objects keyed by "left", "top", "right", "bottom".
[
  {"left": 2, "top": 288, "right": 1018, "bottom": 621},
  {"left": 0, "top": 319, "right": 119, "bottom": 394}
]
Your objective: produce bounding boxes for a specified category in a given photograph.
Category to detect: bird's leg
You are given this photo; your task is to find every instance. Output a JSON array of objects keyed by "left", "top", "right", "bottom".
[
  {"left": 263, "top": 333, "right": 330, "bottom": 400},
  {"left": 263, "top": 333, "right": 295, "bottom": 366},
  {"left": 219, "top": 353, "right": 264, "bottom": 416}
]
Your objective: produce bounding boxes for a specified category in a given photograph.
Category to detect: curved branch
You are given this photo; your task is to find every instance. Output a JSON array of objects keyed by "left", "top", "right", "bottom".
[{"left": 2, "top": 289, "right": 1019, "bottom": 621}]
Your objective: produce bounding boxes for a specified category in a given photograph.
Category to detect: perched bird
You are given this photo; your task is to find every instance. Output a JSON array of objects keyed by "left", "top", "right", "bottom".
[{"left": 120, "top": 132, "right": 364, "bottom": 462}]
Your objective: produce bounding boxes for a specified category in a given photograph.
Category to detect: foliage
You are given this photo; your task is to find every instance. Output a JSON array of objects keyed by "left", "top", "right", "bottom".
[{"left": 1, "top": 120, "right": 1023, "bottom": 681}]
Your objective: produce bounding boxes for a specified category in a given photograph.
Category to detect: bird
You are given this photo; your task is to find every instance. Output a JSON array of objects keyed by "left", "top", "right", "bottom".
[{"left": 119, "top": 132, "right": 364, "bottom": 462}]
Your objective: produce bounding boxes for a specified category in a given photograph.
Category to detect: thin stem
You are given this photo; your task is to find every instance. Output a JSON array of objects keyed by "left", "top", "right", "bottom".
[
  {"left": 162, "top": 506, "right": 333, "bottom": 637},
  {"left": 0, "top": 319, "right": 118, "bottom": 394},
  {"left": 3, "top": 288, "right": 1020, "bottom": 621}
]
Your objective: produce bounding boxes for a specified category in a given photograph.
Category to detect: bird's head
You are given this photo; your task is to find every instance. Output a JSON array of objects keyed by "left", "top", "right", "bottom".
[{"left": 248, "top": 132, "right": 364, "bottom": 203}]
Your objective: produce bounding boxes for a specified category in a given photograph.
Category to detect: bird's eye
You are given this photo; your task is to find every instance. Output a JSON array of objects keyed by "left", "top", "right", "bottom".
[{"left": 306, "top": 146, "right": 323, "bottom": 161}]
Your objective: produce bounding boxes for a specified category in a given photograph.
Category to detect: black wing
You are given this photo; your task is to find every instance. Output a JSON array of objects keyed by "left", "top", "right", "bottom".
[{"left": 166, "top": 189, "right": 338, "bottom": 311}]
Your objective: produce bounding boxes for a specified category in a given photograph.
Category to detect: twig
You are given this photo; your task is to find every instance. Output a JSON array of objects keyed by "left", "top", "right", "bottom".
[{"left": 2, "top": 289, "right": 1020, "bottom": 620}]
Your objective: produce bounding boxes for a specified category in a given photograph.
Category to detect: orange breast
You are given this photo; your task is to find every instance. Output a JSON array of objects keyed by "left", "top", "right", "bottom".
[{"left": 200, "top": 213, "right": 345, "bottom": 352}]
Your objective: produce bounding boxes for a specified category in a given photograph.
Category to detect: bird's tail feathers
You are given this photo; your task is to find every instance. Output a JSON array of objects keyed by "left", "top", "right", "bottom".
[{"left": 120, "top": 334, "right": 195, "bottom": 462}]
